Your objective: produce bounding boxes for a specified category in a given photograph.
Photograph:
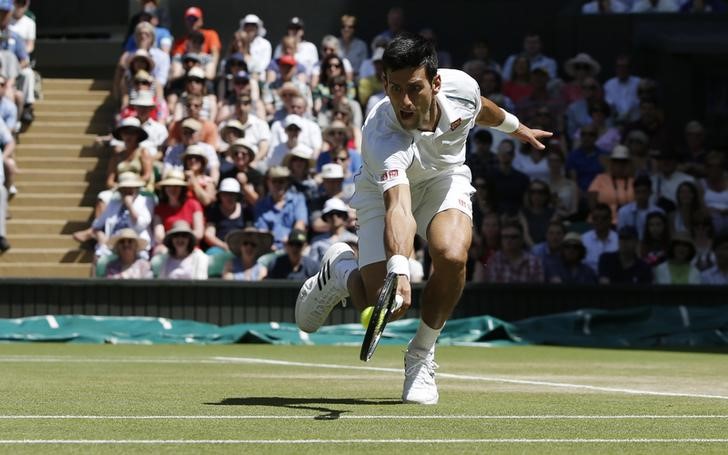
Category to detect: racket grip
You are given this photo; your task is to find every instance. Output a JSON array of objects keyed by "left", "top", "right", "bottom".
[{"left": 393, "top": 294, "right": 404, "bottom": 311}]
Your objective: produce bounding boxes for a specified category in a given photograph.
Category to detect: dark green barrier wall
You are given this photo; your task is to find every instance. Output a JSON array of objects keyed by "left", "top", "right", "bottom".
[{"left": 0, "top": 279, "right": 724, "bottom": 326}]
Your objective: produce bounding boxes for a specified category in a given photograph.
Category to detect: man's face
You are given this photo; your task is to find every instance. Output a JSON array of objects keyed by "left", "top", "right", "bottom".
[
  {"left": 501, "top": 228, "right": 522, "bottom": 253},
  {"left": 322, "top": 178, "right": 342, "bottom": 196},
  {"left": 182, "top": 128, "right": 199, "bottom": 145},
  {"left": 289, "top": 99, "right": 305, "bottom": 115},
  {"left": 523, "top": 35, "right": 541, "bottom": 55},
  {"left": 616, "top": 57, "right": 630, "bottom": 80},
  {"left": 231, "top": 148, "right": 251, "bottom": 169},
  {"left": 546, "top": 226, "right": 565, "bottom": 249},
  {"left": 285, "top": 126, "right": 301, "bottom": 142},
  {"left": 384, "top": 66, "right": 440, "bottom": 131},
  {"left": 341, "top": 20, "right": 355, "bottom": 39},
  {"left": 185, "top": 15, "right": 201, "bottom": 31},
  {"left": 186, "top": 99, "right": 202, "bottom": 118},
  {"left": 634, "top": 185, "right": 651, "bottom": 205},
  {"left": 287, "top": 26, "right": 303, "bottom": 39},
  {"left": 497, "top": 143, "right": 514, "bottom": 166},
  {"left": 592, "top": 209, "right": 611, "bottom": 231},
  {"left": 580, "top": 126, "right": 598, "bottom": 148},
  {"left": 243, "top": 24, "right": 258, "bottom": 40}
]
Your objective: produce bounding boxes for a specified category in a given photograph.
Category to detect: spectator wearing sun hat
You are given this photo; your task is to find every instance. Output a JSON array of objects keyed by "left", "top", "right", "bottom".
[
  {"left": 157, "top": 220, "right": 209, "bottom": 279},
  {"left": 204, "top": 178, "right": 247, "bottom": 254},
  {"left": 217, "top": 119, "right": 245, "bottom": 154},
  {"left": 307, "top": 197, "right": 358, "bottom": 266},
  {"left": 102, "top": 228, "right": 154, "bottom": 279},
  {"left": 283, "top": 143, "right": 318, "bottom": 201},
  {"left": 152, "top": 168, "right": 204, "bottom": 255},
  {"left": 654, "top": 232, "right": 701, "bottom": 284},
  {"left": 254, "top": 166, "right": 308, "bottom": 250},
  {"left": 222, "top": 227, "right": 274, "bottom": 281},
  {"left": 588, "top": 145, "right": 635, "bottom": 223},
  {"left": 171, "top": 6, "right": 221, "bottom": 72},
  {"left": 309, "top": 163, "right": 349, "bottom": 233},
  {"left": 220, "top": 138, "right": 264, "bottom": 206},
  {"left": 562, "top": 53, "right": 601, "bottom": 104},
  {"left": 107, "top": 116, "right": 154, "bottom": 193},
  {"left": 543, "top": 232, "right": 598, "bottom": 284},
  {"left": 239, "top": 14, "right": 272, "bottom": 80},
  {"left": 267, "top": 228, "right": 318, "bottom": 280}
]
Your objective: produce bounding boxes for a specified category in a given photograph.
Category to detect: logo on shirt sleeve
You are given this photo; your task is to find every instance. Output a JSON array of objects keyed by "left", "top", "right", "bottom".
[
  {"left": 449, "top": 118, "right": 462, "bottom": 131},
  {"left": 378, "top": 169, "right": 399, "bottom": 182}
]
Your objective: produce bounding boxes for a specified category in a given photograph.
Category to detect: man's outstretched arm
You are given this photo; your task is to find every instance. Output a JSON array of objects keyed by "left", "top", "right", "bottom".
[
  {"left": 475, "top": 96, "right": 553, "bottom": 150},
  {"left": 383, "top": 184, "right": 415, "bottom": 318}
]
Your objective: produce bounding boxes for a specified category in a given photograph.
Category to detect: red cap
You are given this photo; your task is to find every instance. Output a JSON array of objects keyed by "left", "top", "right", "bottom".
[
  {"left": 278, "top": 55, "right": 297, "bottom": 66},
  {"left": 184, "top": 7, "right": 203, "bottom": 19}
]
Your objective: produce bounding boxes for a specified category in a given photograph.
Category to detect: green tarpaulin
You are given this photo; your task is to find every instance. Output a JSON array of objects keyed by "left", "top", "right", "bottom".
[{"left": 1, "top": 305, "right": 727, "bottom": 347}]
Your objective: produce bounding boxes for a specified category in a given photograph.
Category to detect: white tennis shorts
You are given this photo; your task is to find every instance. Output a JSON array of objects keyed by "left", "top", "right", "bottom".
[{"left": 351, "top": 165, "right": 475, "bottom": 268}]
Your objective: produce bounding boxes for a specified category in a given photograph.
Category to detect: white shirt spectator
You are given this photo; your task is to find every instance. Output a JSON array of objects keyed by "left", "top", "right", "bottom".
[
  {"left": 513, "top": 152, "right": 550, "bottom": 182},
  {"left": 651, "top": 171, "right": 694, "bottom": 205},
  {"left": 269, "top": 117, "right": 322, "bottom": 154},
  {"left": 582, "top": 229, "right": 619, "bottom": 272},
  {"left": 632, "top": 0, "right": 680, "bottom": 12},
  {"left": 240, "top": 114, "right": 272, "bottom": 151},
  {"left": 502, "top": 53, "right": 557, "bottom": 81},
  {"left": 140, "top": 118, "right": 169, "bottom": 152},
  {"left": 9, "top": 14, "right": 35, "bottom": 49},
  {"left": 274, "top": 41, "right": 319, "bottom": 76},
  {"left": 617, "top": 202, "right": 664, "bottom": 240},
  {"left": 339, "top": 37, "right": 368, "bottom": 77},
  {"left": 700, "top": 266, "right": 728, "bottom": 285},
  {"left": 604, "top": 75, "right": 641, "bottom": 122},
  {"left": 248, "top": 36, "right": 273, "bottom": 79},
  {"left": 149, "top": 48, "right": 171, "bottom": 86},
  {"left": 92, "top": 194, "right": 155, "bottom": 256},
  {"left": 582, "top": 0, "right": 629, "bottom": 12},
  {"left": 163, "top": 142, "right": 220, "bottom": 175}
]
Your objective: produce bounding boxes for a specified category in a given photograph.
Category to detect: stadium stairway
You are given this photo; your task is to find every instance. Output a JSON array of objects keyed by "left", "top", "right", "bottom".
[{"left": 0, "top": 78, "right": 114, "bottom": 278}]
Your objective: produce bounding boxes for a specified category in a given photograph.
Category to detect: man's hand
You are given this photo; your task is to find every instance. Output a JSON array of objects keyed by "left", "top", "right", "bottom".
[
  {"left": 510, "top": 124, "right": 553, "bottom": 150},
  {"left": 122, "top": 194, "right": 134, "bottom": 208},
  {"left": 390, "top": 274, "right": 412, "bottom": 321}
]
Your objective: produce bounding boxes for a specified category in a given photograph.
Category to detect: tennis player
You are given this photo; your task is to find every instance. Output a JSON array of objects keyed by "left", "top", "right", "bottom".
[{"left": 296, "top": 33, "right": 551, "bottom": 404}]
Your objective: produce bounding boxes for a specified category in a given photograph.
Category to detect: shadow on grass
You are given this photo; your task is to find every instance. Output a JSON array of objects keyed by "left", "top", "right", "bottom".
[{"left": 205, "top": 396, "right": 401, "bottom": 419}]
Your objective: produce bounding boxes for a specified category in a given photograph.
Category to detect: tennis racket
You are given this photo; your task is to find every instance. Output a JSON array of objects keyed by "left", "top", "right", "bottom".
[{"left": 360, "top": 272, "right": 403, "bottom": 362}]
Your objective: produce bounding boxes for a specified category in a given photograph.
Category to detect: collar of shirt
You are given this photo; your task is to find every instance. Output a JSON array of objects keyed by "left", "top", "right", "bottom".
[{"left": 410, "top": 91, "right": 459, "bottom": 141}]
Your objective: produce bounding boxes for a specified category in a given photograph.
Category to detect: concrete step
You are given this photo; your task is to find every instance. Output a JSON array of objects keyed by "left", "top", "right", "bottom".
[
  {"left": 34, "top": 111, "right": 114, "bottom": 123},
  {"left": 14, "top": 168, "right": 105, "bottom": 182},
  {"left": 9, "top": 206, "right": 94, "bottom": 220},
  {"left": 43, "top": 79, "right": 112, "bottom": 92},
  {"left": 16, "top": 133, "right": 99, "bottom": 146},
  {"left": 15, "top": 156, "right": 106, "bottom": 171},
  {"left": 0, "top": 263, "right": 92, "bottom": 278},
  {"left": 7, "top": 219, "right": 90, "bottom": 235},
  {"left": 35, "top": 99, "right": 116, "bottom": 110},
  {"left": 25, "top": 121, "right": 111, "bottom": 135},
  {"left": 42, "top": 90, "right": 111, "bottom": 102},
  {"left": 9, "top": 192, "right": 96, "bottom": 207},
  {"left": 16, "top": 144, "right": 104, "bottom": 158},
  {"left": 6, "top": 234, "right": 85, "bottom": 249},
  {"left": 0, "top": 248, "right": 93, "bottom": 263},
  {"left": 15, "top": 181, "right": 105, "bottom": 193}
]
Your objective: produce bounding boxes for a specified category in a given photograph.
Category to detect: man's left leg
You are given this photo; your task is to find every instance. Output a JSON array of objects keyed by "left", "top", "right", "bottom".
[{"left": 403, "top": 208, "right": 471, "bottom": 404}]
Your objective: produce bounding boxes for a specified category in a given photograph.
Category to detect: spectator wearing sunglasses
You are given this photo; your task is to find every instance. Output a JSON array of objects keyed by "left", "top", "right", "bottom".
[{"left": 310, "top": 35, "right": 354, "bottom": 89}]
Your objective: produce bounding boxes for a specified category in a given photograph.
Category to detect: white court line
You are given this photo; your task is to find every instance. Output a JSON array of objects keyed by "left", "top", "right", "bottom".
[
  {"left": 1, "top": 415, "right": 728, "bottom": 420},
  {"left": 1, "top": 438, "right": 727, "bottom": 444},
  {"left": 214, "top": 356, "right": 728, "bottom": 401}
]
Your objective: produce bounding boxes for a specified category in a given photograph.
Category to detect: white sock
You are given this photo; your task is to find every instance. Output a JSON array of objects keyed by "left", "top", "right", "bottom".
[
  {"left": 336, "top": 259, "right": 358, "bottom": 290},
  {"left": 410, "top": 320, "right": 443, "bottom": 353}
]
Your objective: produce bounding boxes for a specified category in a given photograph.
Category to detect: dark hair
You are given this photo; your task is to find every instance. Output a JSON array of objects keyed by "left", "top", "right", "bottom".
[
  {"left": 588, "top": 100, "right": 611, "bottom": 117},
  {"left": 472, "top": 129, "right": 493, "bottom": 145},
  {"left": 157, "top": 183, "right": 188, "bottom": 205},
  {"left": 163, "top": 232, "right": 196, "bottom": 256},
  {"left": 633, "top": 174, "right": 652, "bottom": 190},
  {"left": 592, "top": 202, "right": 612, "bottom": 218},
  {"left": 382, "top": 32, "right": 438, "bottom": 81},
  {"left": 642, "top": 211, "right": 670, "bottom": 255},
  {"left": 713, "top": 230, "right": 728, "bottom": 250},
  {"left": 320, "top": 54, "right": 344, "bottom": 86}
]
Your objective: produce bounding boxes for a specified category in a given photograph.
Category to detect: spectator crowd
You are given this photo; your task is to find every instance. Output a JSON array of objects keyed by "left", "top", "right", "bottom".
[{"left": 66, "top": 1, "right": 727, "bottom": 286}]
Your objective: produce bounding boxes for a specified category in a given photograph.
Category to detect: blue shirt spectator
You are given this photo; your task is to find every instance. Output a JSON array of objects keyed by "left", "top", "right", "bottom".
[
  {"left": 0, "top": 29, "right": 28, "bottom": 62},
  {"left": 566, "top": 125, "right": 608, "bottom": 191},
  {"left": 254, "top": 167, "right": 308, "bottom": 250}
]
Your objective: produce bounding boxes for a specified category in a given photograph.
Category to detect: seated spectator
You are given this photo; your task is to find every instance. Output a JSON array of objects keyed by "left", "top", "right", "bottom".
[
  {"left": 562, "top": 52, "right": 602, "bottom": 104},
  {"left": 219, "top": 138, "right": 263, "bottom": 206},
  {"left": 650, "top": 148, "right": 694, "bottom": 212},
  {"left": 582, "top": 0, "right": 629, "bottom": 13},
  {"left": 215, "top": 51, "right": 248, "bottom": 102},
  {"left": 283, "top": 145, "right": 318, "bottom": 201},
  {"left": 484, "top": 221, "right": 544, "bottom": 283},
  {"left": 519, "top": 180, "right": 557, "bottom": 246},
  {"left": 502, "top": 33, "right": 557, "bottom": 80},
  {"left": 204, "top": 178, "right": 247, "bottom": 255},
  {"left": 625, "top": 130, "right": 653, "bottom": 176},
  {"left": 566, "top": 124, "right": 608, "bottom": 192},
  {"left": 502, "top": 55, "right": 533, "bottom": 103},
  {"left": 168, "top": 94, "right": 219, "bottom": 147},
  {"left": 273, "top": 17, "right": 319, "bottom": 76},
  {"left": 106, "top": 116, "right": 154, "bottom": 195},
  {"left": 118, "top": 42, "right": 167, "bottom": 106},
  {"left": 641, "top": 211, "right": 670, "bottom": 266},
  {"left": 268, "top": 115, "right": 308, "bottom": 168},
  {"left": 691, "top": 210, "right": 716, "bottom": 272},
  {"left": 617, "top": 175, "right": 663, "bottom": 239},
  {"left": 623, "top": 98, "right": 669, "bottom": 150},
  {"left": 266, "top": 36, "right": 308, "bottom": 85},
  {"left": 670, "top": 181, "right": 704, "bottom": 235},
  {"left": 0, "top": 74, "right": 18, "bottom": 133},
  {"left": 217, "top": 119, "right": 245, "bottom": 154},
  {"left": 565, "top": 76, "right": 602, "bottom": 139},
  {"left": 582, "top": 203, "right": 619, "bottom": 272},
  {"left": 654, "top": 232, "right": 701, "bottom": 284},
  {"left": 466, "top": 129, "right": 496, "bottom": 180},
  {"left": 700, "top": 232, "right": 728, "bottom": 285},
  {"left": 182, "top": 145, "right": 217, "bottom": 206},
  {"left": 237, "top": 14, "right": 272, "bottom": 81},
  {"left": 532, "top": 220, "right": 566, "bottom": 264},
  {"left": 91, "top": 173, "right": 154, "bottom": 259},
  {"left": 573, "top": 101, "right": 620, "bottom": 152},
  {"left": 254, "top": 166, "right": 308, "bottom": 250},
  {"left": 487, "top": 140, "right": 530, "bottom": 216},
  {"left": 631, "top": 0, "right": 680, "bottom": 12},
  {"left": 123, "top": 6, "right": 172, "bottom": 53},
  {"left": 157, "top": 220, "right": 209, "bottom": 279},
  {"left": 598, "top": 226, "right": 653, "bottom": 284},
  {"left": 267, "top": 228, "right": 318, "bottom": 279},
  {"left": 544, "top": 232, "right": 598, "bottom": 284},
  {"left": 480, "top": 69, "right": 516, "bottom": 114},
  {"left": 547, "top": 150, "right": 579, "bottom": 220},
  {"left": 328, "top": 100, "right": 363, "bottom": 151},
  {"left": 216, "top": 70, "right": 264, "bottom": 122},
  {"left": 515, "top": 67, "right": 564, "bottom": 123},
  {"left": 103, "top": 228, "right": 154, "bottom": 279},
  {"left": 681, "top": 0, "right": 728, "bottom": 12},
  {"left": 223, "top": 227, "right": 273, "bottom": 281},
  {"left": 169, "top": 48, "right": 209, "bottom": 92},
  {"left": 163, "top": 119, "right": 220, "bottom": 184},
  {"left": 588, "top": 145, "right": 635, "bottom": 223},
  {"left": 307, "top": 198, "right": 358, "bottom": 265},
  {"left": 679, "top": 121, "right": 708, "bottom": 178},
  {"left": 316, "top": 75, "right": 362, "bottom": 129},
  {"left": 470, "top": 212, "right": 501, "bottom": 281},
  {"left": 337, "top": 14, "right": 368, "bottom": 79},
  {"left": 126, "top": 91, "right": 168, "bottom": 159},
  {"left": 700, "top": 151, "right": 728, "bottom": 232},
  {"left": 171, "top": 6, "right": 221, "bottom": 73},
  {"left": 152, "top": 169, "right": 204, "bottom": 255},
  {"left": 603, "top": 54, "right": 640, "bottom": 124},
  {"left": 227, "top": 94, "right": 271, "bottom": 165},
  {"left": 514, "top": 141, "right": 549, "bottom": 183},
  {"left": 263, "top": 54, "right": 312, "bottom": 120},
  {"left": 171, "top": 67, "right": 218, "bottom": 123},
  {"left": 472, "top": 176, "right": 497, "bottom": 228},
  {"left": 270, "top": 103, "right": 323, "bottom": 157},
  {"left": 317, "top": 120, "right": 362, "bottom": 173},
  {"left": 310, "top": 35, "right": 354, "bottom": 88},
  {"left": 309, "top": 163, "right": 349, "bottom": 233}
]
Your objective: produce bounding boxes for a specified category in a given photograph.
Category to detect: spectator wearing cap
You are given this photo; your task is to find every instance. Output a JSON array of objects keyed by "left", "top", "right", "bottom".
[
  {"left": 359, "top": 47, "right": 386, "bottom": 115},
  {"left": 308, "top": 198, "right": 358, "bottom": 265},
  {"left": 624, "top": 129, "right": 652, "bottom": 176},
  {"left": 543, "top": 232, "right": 598, "bottom": 284},
  {"left": 0, "top": 74, "right": 17, "bottom": 133},
  {"left": 565, "top": 76, "right": 602, "bottom": 140},
  {"left": 701, "top": 151, "right": 728, "bottom": 233},
  {"left": 129, "top": 90, "right": 167, "bottom": 157},
  {"left": 231, "top": 95, "right": 271, "bottom": 164},
  {"left": 273, "top": 17, "right": 319, "bottom": 76},
  {"left": 547, "top": 150, "right": 580, "bottom": 220},
  {"left": 617, "top": 175, "right": 664, "bottom": 240},
  {"left": 91, "top": 172, "right": 155, "bottom": 259},
  {"left": 283, "top": 144, "right": 317, "bottom": 201},
  {"left": 598, "top": 225, "right": 653, "bottom": 284},
  {"left": 309, "top": 163, "right": 348, "bottom": 233},
  {"left": 102, "top": 229, "right": 153, "bottom": 279},
  {"left": 502, "top": 33, "right": 557, "bottom": 81},
  {"left": 254, "top": 166, "right": 308, "bottom": 250},
  {"left": 700, "top": 233, "right": 728, "bottom": 285},
  {"left": 317, "top": 120, "right": 362, "bottom": 174},
  {"left": 582, "top": 0, "right": 629, "bottom": 13},
  {"left": 220, "top": 138, "right": 263, "bottom": 206},
  {"left": 566, "top": 124, "right": 609, "bottom": 192},
  {"left": 169, "top": 95, "right": 218, "bottom": 147},
  {"left": 266, "top": 36, "right": 307, "bottom": 84},
  {"left": 582, "top": 203, "right": 619, "bottom": 272},
  {"left": 157, "top": 220, "right": 208, "bottom": 279},
  {"left": 204, "top": 178, "right": 248, "bottom": 256},
  {"left": 171, "top": 6, "right": 221, "bottom": 73},
  {"left": 152, "top": 169, "right": 204, "bottom": 255},
  {"left": 238, "top": 14, "right": 272, "bottom": 80},
  {"left": 268, "top": 115, "right": 307, "bottom": 168},
  {"left": 632, "top": 0, "right": 679, "bottom": 12},
  {"left": 172, "top": 67, "right": 218, "bottom": 123},
  {"left": 487, "top": 139, "right": 530, "bottom": 216},
  {"left": 679, "top": 121, "right": 709, "bottom": 179},
  {"left": 310, "top": 36, "right": 354, "bottom": 88},
  {"left": 604, "top": 55, "right": 641, "bottom": 124},
  {"left": 123, "top": 3, "right": 173, "bottom": 53},
  {"left": 650, "top": 148, "right": 694, "bottom": 211},
  {"left": 263, "top": 53, "right": 312, "bottom": 121},
  {"left": 483, "top": 221, "right": 544, "bottom": 283},
  {"left": 0, "top": 0, "right": 33, "bottom": 123},
  {"left": 267, "top": 228, "right": 318, "bottom": 280},
  {"left": 641, "top": 211, "right": 670, "bottom": 267},
  {"left": 588, "top": 145, "right": 635, "bottom": 223},
  {"left": 337, "top": 15, "right": 368, "bottom": 80},
  {"left": 654, "top": 232, "right": 701, "bottom": 284},
  {"left": 163, "top": 118, "right": 220, "bottom": 184},
  {"left": 223, "top": 228, "right": 272, "bottom": 281}
]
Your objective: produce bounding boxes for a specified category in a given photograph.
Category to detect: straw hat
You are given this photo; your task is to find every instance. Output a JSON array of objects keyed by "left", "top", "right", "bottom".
[
  {"left": 229, "top": 138, "right": 258, "bottom": 160},
  {"left": 225, "top": 227, "right": 274, "bottom": 258},
  {"left": 219, "top": 119, "right": 246, "bottom": 136},
  {"left": 564, "top": 53, "right": 601, "bottom": 78},
  {"left": 116, "top": 172, "right": 145, "bottom": 189},
  {"left": 163, "top": 220, "right": 197, "bottom": 251},
  {"left": 181, "top": 117, "right": 202, "bottom": 132},
  {"left": 133, "top": 70, "right": 155, "bottom": 84},
  {"left": 182, "top": 144, "right": 209, "bottom": 167},
  {"left": 282, "top": 143, "right": 315, "bottom": 168},
  {"left": 267, "top": 166, "right": 291, "bottom": 179},
  {"left": 319, "top": 163, "right": 344, "bottom": 180},
  {"left": 112, "top": 117, "right": 149, "bottom": 142},
  {"left": 156, "top": 169, "right": 187, "bottom": 188},
  {"left": 108, "top": 228, "right": 148, "bottom": 253},
  {"left": 129, "top": 49, "right": 155, "bottom": 70},
  {"left": 669, "top": 232, "right": 696, "bottom": 260}
]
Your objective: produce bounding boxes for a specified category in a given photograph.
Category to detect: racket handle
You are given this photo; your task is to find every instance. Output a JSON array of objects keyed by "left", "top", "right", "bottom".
[{"left": 393, "top": 294, "right": 404, "bottom": 311}]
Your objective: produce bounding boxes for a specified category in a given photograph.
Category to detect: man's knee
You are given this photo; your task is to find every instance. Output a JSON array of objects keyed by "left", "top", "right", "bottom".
[{"left": 429, "top": 243, "right": 468, "bottom": 272}]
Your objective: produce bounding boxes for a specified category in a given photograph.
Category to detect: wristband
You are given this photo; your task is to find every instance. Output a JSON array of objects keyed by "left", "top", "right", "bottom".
[
  {"left": 387, "top": 255, "right": 410, "bottom": 280},
  {"left": 493, "top": 108, "right": 520, "bottom": 133}
]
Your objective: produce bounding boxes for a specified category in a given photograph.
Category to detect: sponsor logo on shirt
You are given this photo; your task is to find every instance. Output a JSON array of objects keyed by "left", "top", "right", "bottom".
[
  {"left": 449, "top": 118, "right": 462, "bottom": 131},
  {"left": 379, "top": 169, "right": 399, "bottom": 182}
]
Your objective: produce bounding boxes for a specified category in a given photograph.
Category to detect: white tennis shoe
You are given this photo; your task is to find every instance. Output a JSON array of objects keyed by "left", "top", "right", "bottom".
[
  {"left": 402, "top": 345, "right": 439, "bottom": 404},
  {"left": 295, "top": 242, "right": 356, "bottom": 333}
]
